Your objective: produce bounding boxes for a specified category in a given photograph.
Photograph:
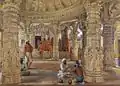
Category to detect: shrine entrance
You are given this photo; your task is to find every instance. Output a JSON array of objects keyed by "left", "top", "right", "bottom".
[{"left": 35, "top": 36, "right": 41, "bottom": 49}]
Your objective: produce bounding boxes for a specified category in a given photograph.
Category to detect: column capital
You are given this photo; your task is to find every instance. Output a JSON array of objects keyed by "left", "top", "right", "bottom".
[
  {"left": 4, "top": 0, "right": 22, "bottom": 6},
  {"left": 85, "top": 0, "right": 102, "bottom": 12},
  {"left": 51, "top": 22, "right": 61, "bottom": 35},
  {"left": 51, "top": 21, "right": 60, "bottom": 25}
]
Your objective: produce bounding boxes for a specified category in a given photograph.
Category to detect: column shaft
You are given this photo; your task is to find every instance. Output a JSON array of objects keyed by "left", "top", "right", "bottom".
[
  {"left": 103, "top": 2, "right": 115, "bottom": 70},
  {"left": 52, "top": 24, "right": 60, "bottom": 59},
  {"left": 103, "top": 22, "right": 115, "bottom": 69},
  {"left": 2, "top": 3, "right": 21, "bottom": 84},
  {"left": 0, "top": 10, "right": 3, "bottom": 63},
  {"left": 72, "top": 23, "right": 79, "bottom": 60},
  {"left": 84, "top": 2, "right": 104, "bottom": 82}
]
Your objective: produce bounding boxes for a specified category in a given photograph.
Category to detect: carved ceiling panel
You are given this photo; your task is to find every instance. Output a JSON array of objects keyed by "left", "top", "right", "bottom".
[
  {"left": 23, "top": 0, "right": 85, "bottom": 23},
  {"left": 26, "top": 0, "right": 81, "bottom": 12}
]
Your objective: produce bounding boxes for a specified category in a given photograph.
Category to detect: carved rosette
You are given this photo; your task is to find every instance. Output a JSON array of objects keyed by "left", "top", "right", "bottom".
[
  {"left": 2, "top": 2, "right": 21, "bottom": 84},
  {"left": 83, "top": 2, "right": 104, "bottom": 82}
]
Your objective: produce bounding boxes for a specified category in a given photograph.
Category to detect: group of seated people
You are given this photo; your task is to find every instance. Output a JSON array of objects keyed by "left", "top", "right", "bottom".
[{"left": 58, "top": 58, "right": 84, "bottom": 83}]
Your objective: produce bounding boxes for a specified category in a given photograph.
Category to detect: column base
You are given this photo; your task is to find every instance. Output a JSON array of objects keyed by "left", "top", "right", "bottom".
[
  {"left": 84, "top": 75, "right": 104, "bottom": 83},
  {"left": 52, "top": 52, "right": 59, "bottom": 59},
  {"left": 104, "top": 64, "right": 115, "bottom": 71},
  {"left": 104, "top": 66, "right": 112, "bottom": 71}
]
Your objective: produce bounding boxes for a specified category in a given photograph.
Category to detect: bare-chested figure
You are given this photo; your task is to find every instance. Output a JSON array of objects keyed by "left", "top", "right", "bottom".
[
  {"left": 24, "top": 41, "right": 33, "bottom": 68},
  {"left": 73, "top": 60, "right": 84, "bottom": 83}
]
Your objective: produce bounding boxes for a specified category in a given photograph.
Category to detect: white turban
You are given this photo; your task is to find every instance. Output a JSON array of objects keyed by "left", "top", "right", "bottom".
[{"left": 62, "top": 58, "right": 66, "bottom": 63}]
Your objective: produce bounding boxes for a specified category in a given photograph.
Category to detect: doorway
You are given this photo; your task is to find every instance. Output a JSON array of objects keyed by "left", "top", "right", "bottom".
[{"left": 35, "top": 36, "right": 41, "bottom": 49}]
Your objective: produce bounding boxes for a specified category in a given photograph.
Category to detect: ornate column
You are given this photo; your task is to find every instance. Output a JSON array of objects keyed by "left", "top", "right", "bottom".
[
  {"left": 103, "top": 2, "right": 115, "bottom": 70},
  {"left": 0, "top": 31, "right": 3, "bottom": 64},
  {"left": 71, "top": 22, "right": 79, "bottom": 60},
  {"left": 114, "top": 22, "right": 120, "bottom": 59},
  {"left": 24, "top": 21, "right": 31, "bottom": 41},
  {"left": 0, "top": 32, "right": 1, "bottom": 63},
  {"left": 27, "top": 26, "right": 35, "bottom": 47},
  {"left": 52, "top": 23, "right": 60, "bottom": 59},
  {"left": 0, "top": 10, "right": 3, "bottom": 63},
  {"left": 84, "top": 2, "right": 104, "bottom": 82},
  {"left": 2, "top": 1, "right": 21, "bottom": 84}
]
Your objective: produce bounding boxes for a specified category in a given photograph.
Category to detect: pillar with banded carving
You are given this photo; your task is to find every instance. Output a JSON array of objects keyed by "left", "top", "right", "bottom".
[
  {"left": 72, "top": 22, "right": 79, "bottom": 60},
  {"left": 103, "top": 2, "right": 115, "bottom": 70},
  {"left": 52, "top": 24, "right": 60, "bottom": 59},
  {"left": 2, "top": 1, "right": 21, "bottom": 84},
  {"left": 0, "top": 10, "right": 3, "bottom": 63},
  {"left": 83, "top": 2, "right": 104, "bottom": 82}
]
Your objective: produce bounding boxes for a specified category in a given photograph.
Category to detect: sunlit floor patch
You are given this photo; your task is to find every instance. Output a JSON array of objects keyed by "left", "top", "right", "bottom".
[{"left": 112, "top": 67, "right": 120, "bottom": 74}]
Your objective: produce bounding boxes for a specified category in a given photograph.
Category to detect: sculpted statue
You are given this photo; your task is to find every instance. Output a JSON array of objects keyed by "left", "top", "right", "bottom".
[
  {"left": 32, "top": 0, "right": 38, "bottom": 11},
  {"left": 38, "top": 1, "right": 46, "bottom": 12},
  {"left": 26, "top": 0, "right": 38, "bottom": 11}
]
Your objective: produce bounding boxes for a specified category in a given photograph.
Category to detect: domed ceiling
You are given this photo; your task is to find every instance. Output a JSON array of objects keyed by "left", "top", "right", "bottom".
[
  {"left": 23, "top": 0, "right": 85, "bottom": 23},
  {"left": 26, "top": 0, "right": 82, "bottom": 12}
]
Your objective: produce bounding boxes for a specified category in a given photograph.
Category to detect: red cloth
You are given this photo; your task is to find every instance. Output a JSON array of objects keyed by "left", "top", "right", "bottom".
[{"left": 39, "top": 40, "right": 53, "bottom": 53}]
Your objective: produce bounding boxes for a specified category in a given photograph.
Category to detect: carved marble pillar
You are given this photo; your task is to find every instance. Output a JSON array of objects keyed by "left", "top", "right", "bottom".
[
  {"left": 0, "top": 31, "right": 3, "bottom": 64},
  {"left": 114, "top": 23, "right": 120, "bottom": 59},
  {"left": 0, "top": 32, "right": 1, "bottom": 63},
  {"left": 72, "top": 22, "right": 79, "bottom": 60},
  {"left": 30, "top": 32, "right": 35, "bottom": 48},
  {"left": 2, "top": 2, "right": 21, "bottom": 84},
  {"left": 0, "top": 10, "right": 3, "bottom": 63},
  {"left": 24, "top": 21, "right": 31, "bottom": 41},
  {"left": 84, "top": 2, "right": 104, "bottom": 82},
  {"left": 28, "top": 26, "right": 35, "bottom": 47},
  {"left": 103, "top": 22, "right": 115, "bottom": 70},
  {"left": 103, "top": 3, "right": 115, "bottom": 70},
  {"left": 52, "top": 24, "right": 60, "bottom": 59}
]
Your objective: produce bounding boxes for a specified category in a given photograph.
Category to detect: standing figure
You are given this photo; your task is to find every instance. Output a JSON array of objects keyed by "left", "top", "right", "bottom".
[{"left": 24, "top": 41, "right": 33, "bottom": 68}]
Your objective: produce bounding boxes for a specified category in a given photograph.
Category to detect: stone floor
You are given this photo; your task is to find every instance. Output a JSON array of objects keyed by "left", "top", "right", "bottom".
[
  {"left": 21, "top": 69, "right": 57, "bottom": 84},
  {"left": 19, "top": 49, "right": 120, "bottom": 85},
  {"left": 20, "top": 61, "right": 120, "bottom": 85}
]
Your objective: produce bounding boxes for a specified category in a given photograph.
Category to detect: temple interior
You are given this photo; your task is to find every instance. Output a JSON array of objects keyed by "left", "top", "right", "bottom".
[{"left": 0, "top": 0, "right": 120, "bottom": 85}]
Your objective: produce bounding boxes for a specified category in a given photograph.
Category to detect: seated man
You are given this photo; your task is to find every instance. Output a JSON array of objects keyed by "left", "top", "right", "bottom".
[
  {"left": 60, "top": 58, "right": 68, "bottom": 72},
  {"left": 73, "top": 60, "right": 84, "bottom": 83},
  {"left": 57, "top": 58, "right": 69, "bottom": 80},
  {"left": 20, "top": 56, "right": 28, "bottom": 71}
]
